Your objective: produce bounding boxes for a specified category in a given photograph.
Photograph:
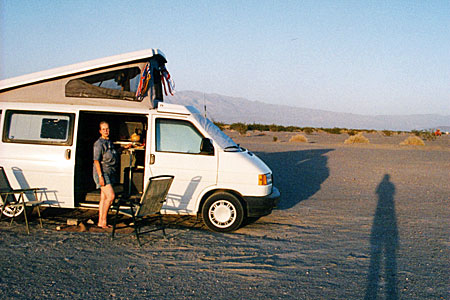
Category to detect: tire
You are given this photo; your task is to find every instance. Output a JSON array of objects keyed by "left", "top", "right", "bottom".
[
  {"left": 0, "top": 198, "right": 25, "bottom": 218},
  {"left": 202, "top": 192, "right": 244, "bottom": 232}
]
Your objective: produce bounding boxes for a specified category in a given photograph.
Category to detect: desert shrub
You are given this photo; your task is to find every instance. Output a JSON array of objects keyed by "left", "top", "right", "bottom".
[
  {"left": 302, "top": 127, "right": 315, "bottom": 134},
  {"left": 344, "top": 133, "right": 370, "bottom": 144},
  {"left": 411, "top": 130, "right": 436, "bottom": 141},
  {"left": 382, "top": 130, "right": 393, "bottom": 137},
  {"left": 411, "top": 130, "right": 420, "bottom": 136},
  {"left": 269, "top": 124, "right": 281, "bottom": 132},
  {"left": 420, "top": 131, "right": 436, "bottom": 141},
  {"left": 289, "top": 134, "right": 308, "bottom": 143},
  {"left": 347, "top": 129, "right": 358, "bottom": 136},
  {"left": 213, "top": 121, "right": 226, "bottom": 130},
  {"left": 269, "top": 124, "right": 296, "bottom": 132},
  {"left": 230, "top": 122, "right": 248, "bottom": 135},
  {"left": 400, "top": 136, "right": 425, "bottom": 146},
  {"left": 273, "top": 136, "right": 278, "bottom": 142},
  {"left": 322, "top": 127, "right": 343, "bottom": 134},
  {"left": 231, "top": 123, "right": 309, "bottom": 133},
  {"left": 363, "top": 129, "right": 377, "bottom": 134},
  {"left": 284, "top": 126, "right": 299, "bottom": 132},
  {"left": 247, "top": 123, "right": 269, "bottom": 131}
]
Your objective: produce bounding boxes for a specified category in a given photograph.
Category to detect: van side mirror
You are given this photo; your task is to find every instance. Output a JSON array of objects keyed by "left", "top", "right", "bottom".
[{"left": 200, "top": 138, "right": 214, "bottom": 155}]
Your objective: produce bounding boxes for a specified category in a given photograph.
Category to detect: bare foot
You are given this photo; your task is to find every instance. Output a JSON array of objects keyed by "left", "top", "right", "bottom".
[{"left": 97, "top": 224, "right": 112, "bottom": 229}]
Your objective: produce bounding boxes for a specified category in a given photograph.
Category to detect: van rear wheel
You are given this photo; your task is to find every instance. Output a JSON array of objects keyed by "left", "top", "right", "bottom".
[
  {"left": 202, "top": 192, "right": 244, "bottom": 232},
  {"left": 0, "top": 199, "right": 25, "bottom": 218}
]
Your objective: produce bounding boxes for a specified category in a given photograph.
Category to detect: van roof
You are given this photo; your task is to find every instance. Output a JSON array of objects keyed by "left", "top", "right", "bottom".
[{"left": 0, "top": 48, "right": 166, "bottom": 91}]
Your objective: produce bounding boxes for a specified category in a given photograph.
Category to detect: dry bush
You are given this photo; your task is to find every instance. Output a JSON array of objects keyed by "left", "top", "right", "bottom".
[
  {"left": 347, "top": 129, "right": 359, "bottom": 136},
  {"left": 382, "top": 130, "right": 393, "bottom": 136},
  {"left": 289, "top": 134, "right": 308, "bottom": 143},
  {"left": 302, "top": 127, "right": 315, "bottom": 134},
  {"left": 323, "top": 127, "right": 343, "bottom": 134},
  {"left": 230, "top": 122, "right": 248, "bottom": 135},
  {"left": 364, "top": 129, "right": 377, "bottom": 134},
  {"left": 411, "top": 130, "right": 435, "bottom": 141},
  {"left": 344, "top": 133, "right": 370, "bottom": 144},
  {"left": 400, "top": 136, "right": 425, "bottom": 146}
]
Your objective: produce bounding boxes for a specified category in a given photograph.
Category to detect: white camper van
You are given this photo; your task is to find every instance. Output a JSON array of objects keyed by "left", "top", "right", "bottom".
[{"left": 0, "top": 49, "right": 279, "bottom": 232}]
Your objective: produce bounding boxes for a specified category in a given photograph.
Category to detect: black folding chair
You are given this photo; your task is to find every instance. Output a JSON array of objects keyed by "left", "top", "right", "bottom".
[
  {"left": 111, "top": 175, "right": 174, "bottom": 246},
  {"left": 0, "top": 166, "right": 46, "bottom": 234}
]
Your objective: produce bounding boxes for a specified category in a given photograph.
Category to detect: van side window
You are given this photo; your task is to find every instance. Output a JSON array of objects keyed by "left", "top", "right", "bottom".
[
  {"left": 3, "top": 111, "right": 74, "bottom": 145},
  {"left": 156, "top": 119, "right": 204, "bottom": 154},
  {"left": 65, "top": 67, "right": 141, "bottom": 101}
]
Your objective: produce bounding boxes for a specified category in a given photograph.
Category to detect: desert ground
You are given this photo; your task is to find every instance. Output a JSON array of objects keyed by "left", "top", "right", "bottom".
[{"left": 1, "top": 131, "right": 449, "bottom": 299}]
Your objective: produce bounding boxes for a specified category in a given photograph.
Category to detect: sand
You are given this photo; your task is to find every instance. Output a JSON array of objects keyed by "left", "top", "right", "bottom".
[{"left": 1, "top": 132, "right": 449, "bottom": 299}]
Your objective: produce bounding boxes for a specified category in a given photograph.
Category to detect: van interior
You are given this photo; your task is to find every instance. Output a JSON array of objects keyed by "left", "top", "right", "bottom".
[{"left": 75, "top": 111, "right": 148, "bottom": 207}]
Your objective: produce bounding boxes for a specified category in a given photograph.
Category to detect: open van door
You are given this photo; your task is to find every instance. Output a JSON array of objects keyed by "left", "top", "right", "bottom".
[
  {"left": 1, "top": 109, "right": 77, "bottom": 207},
  {"left": 149, "top": 116, "right": 218, "bottom": 214}
]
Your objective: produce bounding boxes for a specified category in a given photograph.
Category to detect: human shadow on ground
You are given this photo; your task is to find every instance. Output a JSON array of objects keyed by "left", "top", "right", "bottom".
[
  {"left": 255, "top": 149, "right": 333, "bottom": 210},
  {"left": 365, "top": 174, "right": 399, "bottom": 300}
]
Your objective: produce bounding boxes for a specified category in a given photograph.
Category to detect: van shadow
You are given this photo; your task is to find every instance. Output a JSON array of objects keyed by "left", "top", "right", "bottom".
[
  {"left": 255, "top": 149, "right": 333, "bottom": 210},
  {"left": 365, "top": 174, "right": 399, "bottom": 300}
]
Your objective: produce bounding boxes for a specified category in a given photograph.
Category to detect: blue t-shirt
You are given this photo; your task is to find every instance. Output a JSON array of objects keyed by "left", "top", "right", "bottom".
[{"left": 93, "top": 137, "right": 118, "bottom": 175}]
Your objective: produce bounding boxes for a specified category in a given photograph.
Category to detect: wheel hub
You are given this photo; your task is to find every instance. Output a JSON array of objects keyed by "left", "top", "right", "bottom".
[
  {"left": 0, "top": 202, "right": 24, "bottom": 218},
  {"left": 209, "top": 200, "right": 236, "bottom": 227}
]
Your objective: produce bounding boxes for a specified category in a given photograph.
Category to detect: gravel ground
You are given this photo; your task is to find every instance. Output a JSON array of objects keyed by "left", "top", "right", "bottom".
[{"left": 1, "top": 132, "right": 449, "bottom": 299}]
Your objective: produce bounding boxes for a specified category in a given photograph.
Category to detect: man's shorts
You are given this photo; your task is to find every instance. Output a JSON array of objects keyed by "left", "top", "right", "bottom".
[{"left": 93, "top": 172, "right": 116, "bottom": 189}]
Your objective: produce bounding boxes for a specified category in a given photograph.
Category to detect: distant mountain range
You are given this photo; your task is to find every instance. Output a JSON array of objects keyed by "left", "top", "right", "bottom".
[{"left": 166, "top": 91, "right": 450, "bottom": 131}]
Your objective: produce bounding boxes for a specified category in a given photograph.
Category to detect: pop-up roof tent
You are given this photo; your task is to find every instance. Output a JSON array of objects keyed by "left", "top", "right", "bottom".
[{"left": 0, "top": 49, "right": 173, "bottom": 109}]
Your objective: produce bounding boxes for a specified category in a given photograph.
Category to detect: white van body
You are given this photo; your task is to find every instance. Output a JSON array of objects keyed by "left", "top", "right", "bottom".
[{"left": 0, "top": 49, "right": 279, "bottom": 232}]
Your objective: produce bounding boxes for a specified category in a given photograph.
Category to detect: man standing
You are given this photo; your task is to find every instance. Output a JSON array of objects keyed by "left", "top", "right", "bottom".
[{"left": 93, "top": 121, "right": 118, "bottom": 228}]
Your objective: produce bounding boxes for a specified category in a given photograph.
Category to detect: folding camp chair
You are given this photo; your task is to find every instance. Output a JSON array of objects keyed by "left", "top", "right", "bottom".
[
  {"left": 0, "top": 166, "right": 46, "bottom": 234},
  {"left": 111, "top": 175, "right": 174, "bottom": 246}
]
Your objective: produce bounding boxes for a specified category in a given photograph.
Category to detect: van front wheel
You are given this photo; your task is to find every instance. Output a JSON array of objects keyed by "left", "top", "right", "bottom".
[{"left": 202, "top": 192, "right": 244, "bottom": 232}]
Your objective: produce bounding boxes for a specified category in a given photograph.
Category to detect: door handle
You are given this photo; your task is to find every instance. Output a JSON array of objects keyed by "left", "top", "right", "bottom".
[
  {"left": 150, "top": 154, "right": 155, "bottom": 165},
  {"left": 65, "top": 149, "right": 71, "bottom": 160}
]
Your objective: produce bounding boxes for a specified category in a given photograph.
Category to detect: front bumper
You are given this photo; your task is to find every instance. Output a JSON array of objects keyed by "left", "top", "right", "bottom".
[{"left": 243, "top": 186, "right": 280, "bottom": 217}]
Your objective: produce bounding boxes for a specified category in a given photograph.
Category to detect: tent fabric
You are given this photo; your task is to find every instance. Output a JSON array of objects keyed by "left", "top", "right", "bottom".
[{"left": 1, "top": 58, "right": 167, "bottom": 109}]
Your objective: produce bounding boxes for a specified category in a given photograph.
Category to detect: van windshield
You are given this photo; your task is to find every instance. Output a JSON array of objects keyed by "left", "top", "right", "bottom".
[{"left": 192, "top": 114, "right": 239, "bottom": 150}]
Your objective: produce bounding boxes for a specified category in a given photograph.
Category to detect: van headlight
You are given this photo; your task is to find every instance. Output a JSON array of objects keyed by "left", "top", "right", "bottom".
[{"left": 258, "top": 173, "right": 272, "bottom": 186}]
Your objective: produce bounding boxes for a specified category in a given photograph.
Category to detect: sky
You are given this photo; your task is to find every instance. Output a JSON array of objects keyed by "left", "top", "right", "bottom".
[{"left": 1, "top": 0, "right": 449, "bottom": 116}]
